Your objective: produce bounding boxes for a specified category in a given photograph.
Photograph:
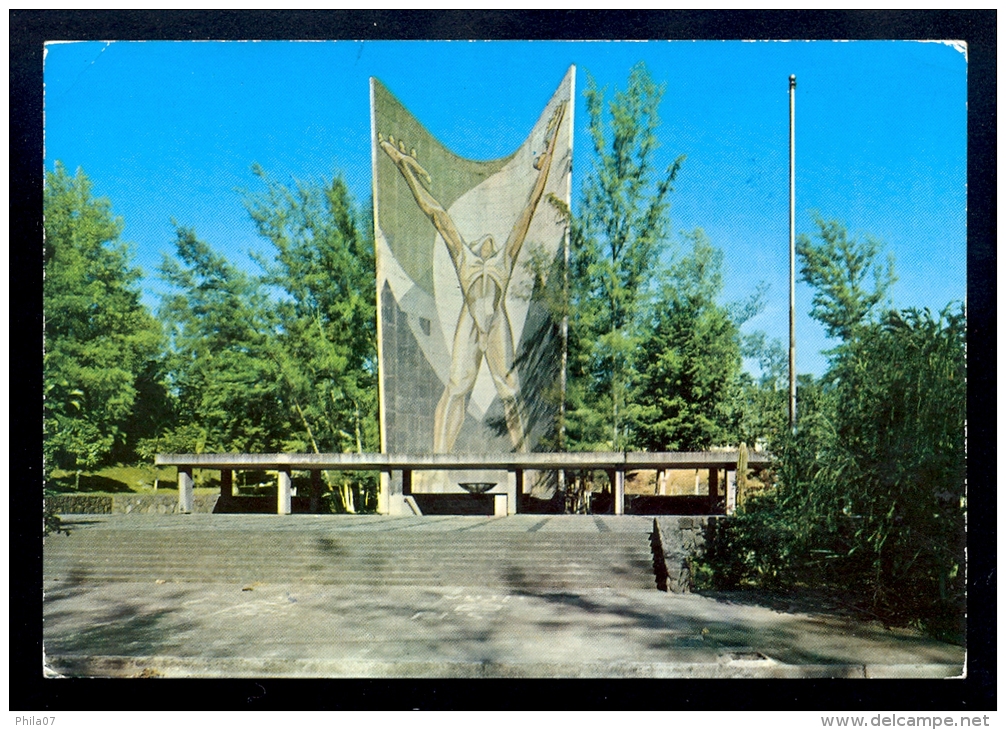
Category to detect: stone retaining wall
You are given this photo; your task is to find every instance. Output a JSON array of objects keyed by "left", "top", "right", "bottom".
[
  {"left": 652, "top": 516, "right": 721, "bottom": 593},
  {"left": 48, "top": 493, "right": 219, "bottom": 515}
]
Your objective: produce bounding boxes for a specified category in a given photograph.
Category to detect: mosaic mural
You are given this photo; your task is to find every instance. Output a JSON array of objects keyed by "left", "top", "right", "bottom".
[{"left": 372, "top": 68, "right": 573, "bottom": 491}]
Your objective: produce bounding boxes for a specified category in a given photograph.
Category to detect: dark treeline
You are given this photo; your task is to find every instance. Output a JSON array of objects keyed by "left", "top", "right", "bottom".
[{"left": 43, "top": 64, "right": 965, "bottom": 636}]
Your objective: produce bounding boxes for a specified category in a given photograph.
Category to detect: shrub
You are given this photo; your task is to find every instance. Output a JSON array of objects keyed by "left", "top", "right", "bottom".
[{"left": 695, "top": 306, "right": 966, "bottom": 640}]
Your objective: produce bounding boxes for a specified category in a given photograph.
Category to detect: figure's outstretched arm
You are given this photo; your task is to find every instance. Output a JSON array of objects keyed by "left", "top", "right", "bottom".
[
  {"left": 379, "top": 135, "right": 465, "bottom": 266},
  {"left": 504, "top": 101, "right": 567, "bottom": 264}
]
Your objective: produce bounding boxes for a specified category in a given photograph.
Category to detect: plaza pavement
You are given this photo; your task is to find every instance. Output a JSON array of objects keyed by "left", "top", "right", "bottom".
[{"left": 42, "top": 514, "right": 965, "bottom": 678}]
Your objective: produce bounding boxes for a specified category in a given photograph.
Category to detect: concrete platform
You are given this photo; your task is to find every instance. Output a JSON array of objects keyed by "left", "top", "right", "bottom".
[{"left": 42, "top": 515, "right": 965, "bottom": 678}]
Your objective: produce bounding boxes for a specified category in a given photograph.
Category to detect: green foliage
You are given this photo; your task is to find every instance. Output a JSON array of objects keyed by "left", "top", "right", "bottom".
[
  {"left": 567, "top": 62, "right": 685, "bottom": 450},
  {"left": 48, "top": 463, "right": 178, "bottom": 493},
  {"left": 244, "top": 166, "right": 379, "bottom": 456},
  {"left": 43, "top": 163, "right": 165, "bottom": 476},
  {"left": 695, "top": 490, "right": 796, "bottom": 590},
  {"left": 797, "top": 215, "right": 896, "bottom": 340},
  {"left": 143, "top": 168, "right": 379, "bottom": 512},
  {"left": 158, "top": 225, "right": 291, "bottom": 453},
  {"left": 699, "top": 305, "right": 966, "bottom": 638},
  {"left": 243, "top": 168, "right": 379, "bottom": 511},
  {"left": 731, "top": 332, "right": 789, "bottom": 447},
  {"left": 827, "top": 306, "right": 966, "bottom": 630},
  {"left": 564, "top": 62, "right": 771, "bottom": 470},
  {"left": 698, "top": 219, "right": 963, "bottom": 637},
  {"left": 635, "top": 230, "right": 744, "bottom": 450},
  {"left": 136, "top": 424, "right": 209, "bottom": 462}
]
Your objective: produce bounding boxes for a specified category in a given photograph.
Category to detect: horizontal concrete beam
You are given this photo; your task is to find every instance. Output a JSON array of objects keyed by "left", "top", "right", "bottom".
[
  {"left": 625, "top": 451, "right": 771, "bottom": 469},
  {"left": 155, "top": 451, "right": 771, "bottom": 472}
]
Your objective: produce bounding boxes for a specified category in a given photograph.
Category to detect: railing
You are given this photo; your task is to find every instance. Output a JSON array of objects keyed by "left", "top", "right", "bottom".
[{"left": 155, "top": 451, "right": 770, "bottom": 516}]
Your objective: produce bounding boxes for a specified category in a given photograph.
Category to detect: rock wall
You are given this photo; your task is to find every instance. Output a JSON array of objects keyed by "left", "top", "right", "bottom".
[
  {"left": 652, "top": 516, "right": 720, "bottom": 593},
  {"left": 48, "top": 493, "right": 220, "bottom": 514}
]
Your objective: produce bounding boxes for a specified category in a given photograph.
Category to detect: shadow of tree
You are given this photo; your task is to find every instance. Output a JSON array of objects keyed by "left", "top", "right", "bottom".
[
  {"left": 500, "top": 568, "right": 964, "bottom": 667},
  {"left": 44, "top": 586, "right": 200, "bottom": 660},
  {"left": 48, "top": 473, "right": 136, "bottom": 493},
  {"left": 699, "top": 588, "right": 886, "bottom": 624},
  {"left": 43, "top": 566, "right": 96, "bottom": 609}
]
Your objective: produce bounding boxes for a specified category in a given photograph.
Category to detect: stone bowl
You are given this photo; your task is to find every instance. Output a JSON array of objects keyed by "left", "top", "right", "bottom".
[{"left": 458, "top": 482, "right": 496, "bottom": 495}]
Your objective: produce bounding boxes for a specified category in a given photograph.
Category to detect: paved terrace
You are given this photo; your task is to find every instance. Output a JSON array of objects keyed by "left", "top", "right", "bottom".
[{"left": 43, "top": 514, "right": 964, "bottom": 679}]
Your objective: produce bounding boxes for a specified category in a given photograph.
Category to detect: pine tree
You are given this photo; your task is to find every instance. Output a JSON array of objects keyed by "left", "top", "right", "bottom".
[
  {"left": 567, "top": 62, "right": 685, "bottom": 450},
  {"left": 636, "top": 230, "right": 744, "bottom": 451},
  {"left": 243, "top": 167, "right": 379, "bottom": 510},
  {"left": 157, "top": 225, "right": 291, "bottom": 454},
  {"left": 797, "top": 215, "right": 896, "bottom": 341}
]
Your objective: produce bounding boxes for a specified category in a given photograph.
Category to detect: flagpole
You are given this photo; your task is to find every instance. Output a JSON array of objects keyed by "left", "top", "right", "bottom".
[{"left": 788, "top": 74, "right": 797, "bottom": 433}]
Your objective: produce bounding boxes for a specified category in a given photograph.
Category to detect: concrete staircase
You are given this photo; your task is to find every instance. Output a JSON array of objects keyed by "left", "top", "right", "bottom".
[
  {"left": 42, "top": 514, "right": 968, "bottom": 680},
  {"left": 43, "top": 514, "right": 659, "bottom": 592}
]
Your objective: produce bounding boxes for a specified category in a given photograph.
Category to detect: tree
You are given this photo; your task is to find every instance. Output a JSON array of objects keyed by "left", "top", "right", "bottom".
[
  {"left": 43, "top": 163, "right": 164, "bottom": 481},
  {"left": 732, "top": 331, "right": 789, "bottom": 448},
  {"left": 698, "top": 214, "right": 966, "bottom": 636},
  {"left": 243, "top": 166, "right": 379, "bottom": 510},
  {"left": 797, "top": 216, "right": 896, "bottom": 340},
  {"left": 635, "top": 230, "right": 745, "bottom": 450},
  {"left": 766, "top": 306, "right": 965, "bottom": 629},
  {"left": 566, "top": 62, "right": 685, "bottom": 451},
  {"left": 157, "top": 225, "right": 291, "bottom": 454},
  {"left": 826, "top": 306, "right": 965, "bottom": 626}
]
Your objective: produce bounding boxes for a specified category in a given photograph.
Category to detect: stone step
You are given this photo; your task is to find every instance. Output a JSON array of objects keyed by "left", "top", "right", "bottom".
[
  {"left": 46, "top": 552, "right": 650, "bottom": 564},
  {"left": 43, "top": 516, "right": 662, "bottom": 591},
  {"left": 43, "top": 526, "right": 650, "bottom": 537},
  {"left": 45, "top": 571, "right": 655, "bottom": 590},
  {"left": 43, "top": 535, "right": 652, "bottom": 553},
  {"left": 46, "top": 555, "right": 650, "bottom": 568},
  {"left": 44, "top": 565, "right": 654, "bottom": 589},
  {"left": 45, "top": 573, "right": 656, "bottom": 589},
  {"left": 43, "top": 534, "right": 647, "bottom": 546},
  {"left": 44, "top": 546, "right": 648, "bottom": 559},
  {"left": 44, "top": 558, "right": 654, "bottom": 578},
  {"left": 46, "top": 560, "right": 650, "bottom": 570}
]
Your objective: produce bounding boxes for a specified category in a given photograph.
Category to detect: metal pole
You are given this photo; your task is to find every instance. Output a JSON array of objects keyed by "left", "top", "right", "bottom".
[{"left": 788, "top": 74, "right": 797, "bottom": 433}]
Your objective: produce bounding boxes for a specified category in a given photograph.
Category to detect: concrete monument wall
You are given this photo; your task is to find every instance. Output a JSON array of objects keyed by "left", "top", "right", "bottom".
[{"left": 371, "top": 68, "right": 574, "bottom": 496}]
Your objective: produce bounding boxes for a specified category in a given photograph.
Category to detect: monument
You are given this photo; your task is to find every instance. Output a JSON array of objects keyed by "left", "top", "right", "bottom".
[{"left": 371, "top": 67, "right": 574, "bottom": 509}]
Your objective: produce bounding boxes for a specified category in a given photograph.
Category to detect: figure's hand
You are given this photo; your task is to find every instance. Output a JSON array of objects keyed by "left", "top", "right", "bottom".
[
  {"left": 533, "top": 102, "right": 566, "bottom": 171},
  {"left": 378, "top": 133, "right": 432, "bottom": 184}
]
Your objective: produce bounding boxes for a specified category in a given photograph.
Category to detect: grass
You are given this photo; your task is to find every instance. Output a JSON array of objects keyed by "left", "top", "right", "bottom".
[
  {"left": 48, "top": 463, "right": 328, "bottom": 497},
  {"left": 48, "top": 464, "right": 217, "bottom": 495}
]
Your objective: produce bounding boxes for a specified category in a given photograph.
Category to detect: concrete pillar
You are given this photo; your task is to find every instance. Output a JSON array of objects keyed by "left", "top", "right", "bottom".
[
  {"left": 506, "top": 469, "right": 522, "bottom": 515},
  {"left": 385, "top": 470, "right": 406, "bottom": 516},
  {"left": 310, "top": 470, "right": 322, "bottom": 513},
  {"left": 378, "top": 471, "right": 390, "bottom": 514},
  {"left": 614, "top": 469, "right": 625, "bottom": 515},
  {"left": 726, "top": 469, "right": 737, "bottom": 515},
  {"left": 220, "top": 469, "right": 233, "bottom": 499},
  {"left": 737, "top": 442, "right": 749, "bottom": 510},
  {"left": 278, "top": 469, "right": 292, "bottom": 515},
  {"left": 708, "top": 468, "right": 719, "bottom": 512},
  {"left": 178, "top": 467, "right": 194, "bottom": 514},
  {"left": 494, "top": 493, "right": 508, "bottom": 517}
]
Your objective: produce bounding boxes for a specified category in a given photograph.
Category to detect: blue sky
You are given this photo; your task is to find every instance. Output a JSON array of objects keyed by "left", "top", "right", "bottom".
[{"left": 44, "top": 40, "right": 967, "bottom": 377}]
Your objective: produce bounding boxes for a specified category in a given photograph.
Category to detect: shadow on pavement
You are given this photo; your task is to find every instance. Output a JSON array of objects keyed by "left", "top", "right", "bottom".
[{"left": 500, "top": 566, "right": 964, "bottom": 668}]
